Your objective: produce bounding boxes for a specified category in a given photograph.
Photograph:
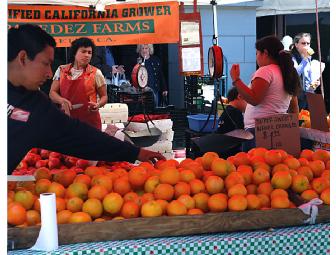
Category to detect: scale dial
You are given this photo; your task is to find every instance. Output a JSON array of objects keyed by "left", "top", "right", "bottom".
[
  {"left": 137, "top": 66, "right": 148, "bottom": 88},
  {"left": 208, "top": 45, "right": 223, "bottom": 79}
]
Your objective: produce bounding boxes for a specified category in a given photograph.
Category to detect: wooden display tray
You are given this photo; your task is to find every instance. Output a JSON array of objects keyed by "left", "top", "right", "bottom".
[{"left": 8, "top": 205, "right": 329, "bottom": 250}]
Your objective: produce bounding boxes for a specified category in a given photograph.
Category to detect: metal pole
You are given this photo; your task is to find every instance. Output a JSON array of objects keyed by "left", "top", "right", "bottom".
[
  {"left": 210, "top": 0, "right": 218, "bottom": 45},
  {"left": 315, "top": 0, "right": 324, "bottom": 98}
]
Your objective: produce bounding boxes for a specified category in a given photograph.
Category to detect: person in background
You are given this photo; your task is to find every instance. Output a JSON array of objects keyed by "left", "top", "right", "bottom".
[
  {"left": 49, "top": 37, "right": 107, "bottom": 130},
  {"left": 7, "top": 24, "right": 164, "bottom": 174},
  {"left": 136, "top": 44, "right": 168, "bottom": 107},
  {"left": 230, "top": 35, "right": 301, "bottom": 152},
  {"left": 290, "top": 32, "right": 324, "bottom": 110},
  {"left": 91, "top": 46, "right": 125, "bottom": 86},
  {"left": 217, "top": 87, "right": 246, "bottom": 134}
]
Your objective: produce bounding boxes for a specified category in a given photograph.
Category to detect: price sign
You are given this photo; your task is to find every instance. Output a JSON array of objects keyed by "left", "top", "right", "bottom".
[{"left": 255, "top": 113, "right": 300, "bottom": 157}]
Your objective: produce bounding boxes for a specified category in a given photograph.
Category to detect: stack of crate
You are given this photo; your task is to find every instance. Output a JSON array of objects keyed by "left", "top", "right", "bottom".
[{"left": 184, "top": 76, "right": 204, "bottom": 114}]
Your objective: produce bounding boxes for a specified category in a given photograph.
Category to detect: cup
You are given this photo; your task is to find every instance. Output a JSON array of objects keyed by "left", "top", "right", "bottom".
[{"left": 307, "top": 47, "right": 315, "bottom": 56}]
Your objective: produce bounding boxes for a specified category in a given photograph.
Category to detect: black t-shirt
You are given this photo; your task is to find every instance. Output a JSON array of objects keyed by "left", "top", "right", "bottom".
[
  {"left": 7, "top": 81, "right": 140, "bottom": 174},
  {"left": 216, "top": 105, "right": 244, "bottom": 134}
]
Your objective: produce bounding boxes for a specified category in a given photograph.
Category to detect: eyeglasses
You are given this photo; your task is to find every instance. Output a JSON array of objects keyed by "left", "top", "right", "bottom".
[{"left": 300, "top": 42, "right": 310, "bottom": 45}]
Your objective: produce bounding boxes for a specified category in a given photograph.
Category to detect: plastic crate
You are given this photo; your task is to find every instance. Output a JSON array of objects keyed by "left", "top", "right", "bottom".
[{"left": 187, "top": 114, "right": 219, "bottom": 132}]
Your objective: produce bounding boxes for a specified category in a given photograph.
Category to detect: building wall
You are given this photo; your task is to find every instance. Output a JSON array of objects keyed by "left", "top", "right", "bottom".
[{"left": 168, "top": 1, "right": 262, "bottom": 108}]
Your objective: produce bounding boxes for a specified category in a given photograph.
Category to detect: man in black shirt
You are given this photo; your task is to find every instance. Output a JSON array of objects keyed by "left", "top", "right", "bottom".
[{"left": 7, "top": 24, "right": 164, "bottom": 175}]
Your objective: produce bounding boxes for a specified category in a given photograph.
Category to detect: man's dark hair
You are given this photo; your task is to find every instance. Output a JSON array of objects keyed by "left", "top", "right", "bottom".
[
  {"left": 227, "top": 87, "right": 239, "bottom": 102},
  {"left": 8, "top": 24, "right": 56, "bottom": 62},
  {"left": 69, "top": 37, "right": 96, "bottom": 64}
]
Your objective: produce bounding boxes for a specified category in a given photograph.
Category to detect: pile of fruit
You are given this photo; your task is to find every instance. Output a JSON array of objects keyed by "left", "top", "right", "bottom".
[
  {"left": 298, "top": 109, "right": 330, "bottom": 129},
  {"left": 8, "top": 148, "right": 329, "bottom": 227}
]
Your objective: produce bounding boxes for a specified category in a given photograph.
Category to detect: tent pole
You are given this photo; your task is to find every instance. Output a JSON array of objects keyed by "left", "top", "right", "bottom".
[{"left": 315, "top": 0, "right": 324, "bottom": 99}]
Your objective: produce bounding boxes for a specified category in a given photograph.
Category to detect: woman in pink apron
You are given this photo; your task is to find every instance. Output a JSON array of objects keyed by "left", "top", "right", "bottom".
[{"left": 50, "top": 37, "right": 107, "bottom": 130}]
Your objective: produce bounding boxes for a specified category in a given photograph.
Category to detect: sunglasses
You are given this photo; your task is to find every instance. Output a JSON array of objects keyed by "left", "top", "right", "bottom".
[{"left": 300, "top": 42, "right": 310, "bottom": 45}]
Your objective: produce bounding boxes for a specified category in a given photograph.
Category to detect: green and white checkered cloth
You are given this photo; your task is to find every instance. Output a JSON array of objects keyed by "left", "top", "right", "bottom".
[{"left": 8, "top": 223, "right": 330, "bottom": 255}]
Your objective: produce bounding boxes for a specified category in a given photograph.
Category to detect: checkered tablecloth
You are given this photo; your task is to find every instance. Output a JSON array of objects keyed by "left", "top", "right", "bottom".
[{"left": 8, "top": 223, "right": 330, "bottom": 255}]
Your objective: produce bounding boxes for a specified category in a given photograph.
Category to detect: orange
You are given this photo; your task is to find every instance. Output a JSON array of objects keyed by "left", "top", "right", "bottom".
[
  {"left": 113, "top": 168, "right": 128, "bottom": 178},
  {"left": 246, "top": 194, "right": 261, "bottom": 210},
  {"left": 179, "top": 158, "right": 194, "bottom": 169},
  {"left": 201, "top": 152, "right": 219, "bottom": 170},
  {"left": 82, "top": 198, "right": 103, "bottom": 219},
  {"left": 123, "top": 192, "right": 141, "bottom": 205},
  {"left": 249, "top": 147, "right": 268, "bottom": 157},
  {"left": 193, "top": 192, "right": 210, "bottom": 212},
  {"left": 54, "top": 169, "right": 76, "bottom": 188},
  {"left": 73, "top": 174, "right": 92, "bottom": 188},
  {"left": 252, "top": 161, "right": 271, "bottom": 172},
  {"left": 271, "top": 196, "right": 290, "bottom": 209},
  {"left": 297, "top": 166, "right": 314, "bottom": 182},
  {"left": 289, "top": 169, "right": 298, "bottom": 178},
  {"left": 252, "top": 168, "right": 270, "bottom": 185},
  {"left": 298, "top": 158, "right": 309, "bottom": 167},
  {"left": 88, "top": 185, "right": 108, "bottom": 200},
  {"left": 180, "top": 169, "right": 196, "bottom": 183},
  {"left": 309, "top": 160, "right": 326, "bottom": 177},
  {"left": 65, "top": 182, "right": 88, "bottom": 200},
  {"left": 47, "top": 182, "right": 66, "bottom": 198},
  {"left": 205, "top": 175, "right": 224, "bottom": 194},
  {"left": 113, "top": 178, "right": 132, "bottom": 196},
  {"left": 232, "top": 152, "right": 251, "bottom": 167},
  {"left": 264, "top": 150, "right": 282, "bottom": 166},
  {"left": 128, "top": 166, "right": 148, "bottom": 188},
  {"left": 139, "top": 161, "right": 156, "bottom": 172},
  {"left": 272, "top": 163, "right": 290, "bottom": 175},
  {"left": 274, "top": 149, "right": 288, "bottom": 161},
  {"left": 257, "top": 194, "right": 271, "bottom": 208},
  {"left": 228, "top": 194, "right": 248, "bottom": 211},
  {"left": 34, "top": 167, "right": 51, "bottom": 181},
  {"left": 68, "top": 212, "right": 92, "bottom": 223},
  {"left": 94, "top": 218, "right": 105, "bottom": 222},
  {"left": 283, "top": 158, "right": 300, "bottom": 170},
  {"left": 300, "top": 149, "right": 314, "bottom": 160},
  {"left": 312, "top": 150, "right": 330, "bottom": 163},
  {"left": 156, "top": 199, "right": 169, "bottom": 214},
  {"left": 103, "top": 193, "right": 123, "bottom": 214},
  {"left": 14, "top": 190, "right": 35, "bottom": 210},
  {"left": 187, "top": 208, "right": 204, "bottom": 215},
  {"left": 84, "top": 166, "right": 105, "bottom": 178},
  {"left": 26, "top": 210, "right": 41, "bottom": 226},
  {"left": 57, "top": 210, "right": 72, "bottom": 224},
  {"left": 141, "top": 201, "right": 163, "bottom": 217},
  {"left": 8, "top": 202, "right": 27, "bottom": 226},
  {"left": 207, "top": 193, "right": 228, "bottom": 212},
  {"left": 91, "top": 175, "right": 113, "bottom": 192},
  {"left": 66, "top": 197, "right": 84, "bottom": 212},
  {"left": 55, "top": 197, "right": 66, "bottom": 212},
  {"left": 153, "top": 183, "right": 174, "bottom": 201},
  {"left": 157, "top": 159, "right": 179, "bottom": 170},
  {"left": 311, "top": 177, "right": 329, "bottom": 194},
  {"left": 291, "top": 175, "right": 310, "bottom": 194},
  {"left": 246, "top": 184, "right": 258, "bottom": 194},
  {"left": 211, "top": 158, "right": 235, "bottom": 178},
  {"left": 249, "top": 155, "right": 266, "bottom": 164},
  {"left": 177, "top": 194, "right": 195, "bottom": 210},
  {"left": 189, "top": 179, "right": 206, "bottom": 195},
  {"left": 301, "top": 189, "right": 319, "bottom": 201},
  {"left": 202, "top": 171, "right": 215, "bottom": 182},
  {"left": 105, "top": 171, "right": 119, "bottom": 183},
  {"left": 120, "top": 201, "right": 140, "bottom": 218},
  {"left": 8, "top": 182, "right": 17, "bottom": 191},
  {"left": 326, "top": 160, "right": 330, "bottom": 170},
  {"left": 141, "top": 193, "right": 155, "bottom": 205},
  {"left": 270, "top": 189, "right": 288, "bottom": 199},
  {"left": 159, "top": 167, "right": 180, "bottom": 185},
  {"left": 144, "top": 175, "right": 160, "bottom": 193},
  {"left": 271, "top": 171, "right": 292, "bottom": 189},
  {"left": 113, "top": 216, "right": 125, "bottom": 220},
  {"left": 257, "top": 182, "right": 273, "bottom": 196},
  {"left": 184, "top": 161, "right": 204, "bottom": 179},
  {"left": 174, "top": 182, "right": 191, "bottom": 198},
  {"left": 237, "top": 165, "right": 253, "bottom": 185},
  {"left": 320, "top": 188, "right": 330, "bottom": 205},
  {"left": 35, "top": 179, "right": 52, "bottom": 195},
  {"left": 225, "top": 172, "right": 245, "bottom": 190},
  {"left": 228, "top": 183, "right": 247, "bottom": 197},
  {"left": 33, "top": 199, "right": 41, "bottom": 211},
  {"left": 167, "top": 200, "right": 187, "bottom": 216}
]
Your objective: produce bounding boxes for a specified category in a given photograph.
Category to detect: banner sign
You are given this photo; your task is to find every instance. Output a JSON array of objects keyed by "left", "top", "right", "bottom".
[{"left": 8, "top": 1, "right": 179, "bottom": 47}]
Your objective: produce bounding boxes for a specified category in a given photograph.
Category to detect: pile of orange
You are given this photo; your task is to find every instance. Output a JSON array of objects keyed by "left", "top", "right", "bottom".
[{"left": 8, "top": 148, "right": 330, "bottom": 227}]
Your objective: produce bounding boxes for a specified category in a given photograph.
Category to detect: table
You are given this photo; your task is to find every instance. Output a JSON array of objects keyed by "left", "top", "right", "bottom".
[{"left": 9, "top": 223, "right": 330, "bottom": 255}]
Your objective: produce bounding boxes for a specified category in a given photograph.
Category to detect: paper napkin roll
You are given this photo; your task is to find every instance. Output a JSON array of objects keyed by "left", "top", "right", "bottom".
[{"left": 30, "top": 193, "right": 59, "bottom": 251}]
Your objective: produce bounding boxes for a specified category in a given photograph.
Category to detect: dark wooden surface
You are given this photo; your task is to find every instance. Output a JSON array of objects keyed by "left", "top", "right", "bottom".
[{"left": 8, "top": 205, "right": 329, "bottom": 250}]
